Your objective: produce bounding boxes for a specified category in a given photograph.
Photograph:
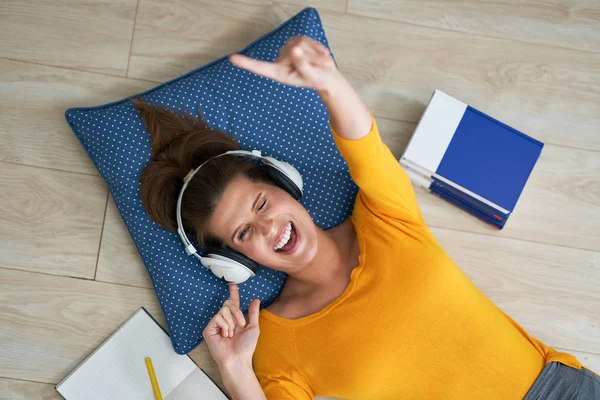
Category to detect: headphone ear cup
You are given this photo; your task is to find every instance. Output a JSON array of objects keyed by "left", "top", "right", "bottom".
[
  {"left": 263, "top": 166, "right": 303, "bottom": 200},
  {"left": 260, "top": 157, "right": 303, "bottom": 200},
  {"left": 204, "top": 247, "right": 259, "bottom": 274}
]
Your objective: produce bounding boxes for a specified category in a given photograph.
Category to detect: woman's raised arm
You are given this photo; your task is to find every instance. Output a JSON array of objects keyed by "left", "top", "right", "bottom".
[
  {"left": 229, "top": 36, "right": 372, "bottom": 141},
  {"left": 318, "top": 65, "right": 372, "bottom": 141}
]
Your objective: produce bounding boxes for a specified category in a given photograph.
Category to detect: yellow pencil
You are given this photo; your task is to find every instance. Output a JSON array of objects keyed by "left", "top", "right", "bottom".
[{"left": 145, "top": 357, "right": 163, "bottom": 400}]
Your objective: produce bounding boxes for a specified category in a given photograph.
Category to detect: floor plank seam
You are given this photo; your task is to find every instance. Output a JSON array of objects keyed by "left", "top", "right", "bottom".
[
  {"left": 0, "top": 266, "right": 155, "bottom": 291},
  {"left": 0, "top": 160, "right": 100, "bottom": 178},
  {"left": 0, "top": 375, "right": 56, "bottom": 386},
  {"left": 3, "top": 267, "right": 170, "bottom": 293},
  {"left": 94, "top": 190, "right": 111, "bottom": 281},
  {"left": 372, "top": 114, "right": 416, "bottom": 126},
  {"left": 429, "top": 224, "right": 600, "bottom": 254},
  {"left": 125, "top": 0, "right": 141, "bottom": 78},
  {"left": 0, "top": 56, "right": 162, "bottom": 85},
  {"left": 537, "top": 141, "right": 600, "bottom": 153},
  {"left": 0, "top": 266, "right": 94, "bottom": 281},
  {"left": 92, "top": 278, "right": 153, "bottom": 290},
  {"left": 343, "top": 9, "right": 600, "bottom": 57}
]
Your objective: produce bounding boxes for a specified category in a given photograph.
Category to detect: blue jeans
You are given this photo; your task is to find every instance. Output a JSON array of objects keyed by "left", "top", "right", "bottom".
[{"left": 523, "top": 362, "right": 600, "bottom": 399}]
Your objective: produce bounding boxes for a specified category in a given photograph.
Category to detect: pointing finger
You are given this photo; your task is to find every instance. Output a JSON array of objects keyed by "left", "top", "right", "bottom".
[
  {"left": 229, "top": 54, "right": 285, "bottom": 81},
  {"left": 228, "top": 283, "right": 240, "bottom": 306}
]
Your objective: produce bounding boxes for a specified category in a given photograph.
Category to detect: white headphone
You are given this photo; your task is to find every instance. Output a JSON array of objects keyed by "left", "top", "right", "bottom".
[{"left": 176, "top": 150, "right": 303, "bottom": 284}]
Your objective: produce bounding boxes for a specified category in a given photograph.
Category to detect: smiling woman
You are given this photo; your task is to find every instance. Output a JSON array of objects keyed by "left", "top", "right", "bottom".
[
  {"left": 133, "top": 97, "right": 323, "bottom": 278},
  {"left": 134, "top": 36, "right": 599, "bottom": 400},
  {"left": 207, "top": 174, "right": 318, "bottom": 272}
]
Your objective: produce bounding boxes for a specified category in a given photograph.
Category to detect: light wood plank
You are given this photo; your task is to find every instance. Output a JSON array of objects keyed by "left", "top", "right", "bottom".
[
  {"left": 0, "top": 379, "right": 61, "bottom": 400},
  {"left": 95, "top": 197, "right": 152, "bottom": 288},
  {"left": 0, "top": 58, "right": 156, "bottom": 175},
  {"left": 348, "top": 0, "right": 600, "bottom": 54},
  {"left": 0, "top": 0, "right": 137, "bottom": 76},
  {"left": 0, "top": 162, "right": 107, "bottom": 279},
  {"left": 188, "top": 0, "right": 345, "bottom": 12},
  {"left": 0, "top": 268, "right": 164, "bottom": 383},
  {"left": 278, "top": 0, "right": 345, "bottom": 13},
  {"left": 129, "top": 0, "right": 293, "bottom": 82},
  {"left": 431, "top": 227, "right": 600, "bottom": 354},
  {"left": 127, "top": 0, "right": 348, "bottom": 82}
]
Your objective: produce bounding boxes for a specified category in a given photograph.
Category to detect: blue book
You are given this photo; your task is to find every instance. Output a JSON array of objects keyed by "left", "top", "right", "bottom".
[{"left": 399, "top": 90, "right": 544, "bottom": 229}]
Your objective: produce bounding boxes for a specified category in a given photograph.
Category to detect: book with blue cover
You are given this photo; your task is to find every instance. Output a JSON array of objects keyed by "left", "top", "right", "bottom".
[{"left": 400, "top": 90, "right": 544, "bottom": 229}]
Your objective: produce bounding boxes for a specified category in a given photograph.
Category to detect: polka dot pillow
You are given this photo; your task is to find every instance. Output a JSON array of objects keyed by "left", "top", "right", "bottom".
[{"left": 65, "top": 7, "right": 357, "bottom": 354}]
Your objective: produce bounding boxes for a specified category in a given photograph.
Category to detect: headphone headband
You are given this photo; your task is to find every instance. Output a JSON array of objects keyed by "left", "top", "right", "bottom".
[{"left": 175, "top": 150, "right": 262, "bottom": 258}]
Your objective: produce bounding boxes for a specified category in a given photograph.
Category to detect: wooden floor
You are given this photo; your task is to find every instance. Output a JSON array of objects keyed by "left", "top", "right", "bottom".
[{"left": 1, "top": 0, "right": 599, "bottom": 398}]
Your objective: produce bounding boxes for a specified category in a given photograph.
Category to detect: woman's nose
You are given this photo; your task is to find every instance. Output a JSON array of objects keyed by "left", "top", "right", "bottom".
[{"left": 256, "top": 217, "right": 276, "bottom": 237}]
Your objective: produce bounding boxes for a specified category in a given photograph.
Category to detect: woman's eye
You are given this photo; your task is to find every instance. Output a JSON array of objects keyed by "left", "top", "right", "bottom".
[
  {"left": 239, "top": 227, "right": 249, "bottom": 241},
  {"left": 258, "top": 198, "right": 267, "bottom": 211}
]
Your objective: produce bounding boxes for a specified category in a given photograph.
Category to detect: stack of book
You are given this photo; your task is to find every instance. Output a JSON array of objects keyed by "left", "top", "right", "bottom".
[{"left": 400, "top": 90, "right": 544, "bottom": 229}]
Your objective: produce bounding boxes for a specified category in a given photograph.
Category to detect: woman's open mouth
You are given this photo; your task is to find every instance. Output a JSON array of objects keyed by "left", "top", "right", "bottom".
[{"left": 273, "top": 221, "right": 300, "bottom": 255}]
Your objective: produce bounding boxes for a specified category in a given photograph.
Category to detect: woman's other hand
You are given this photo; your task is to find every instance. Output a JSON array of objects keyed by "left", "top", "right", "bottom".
[
  {"left": 229, "top": 36, "right": 337, "bottom": 91},
  {"left": 203, "top": 283, "right": 261, "bottom": 369}
]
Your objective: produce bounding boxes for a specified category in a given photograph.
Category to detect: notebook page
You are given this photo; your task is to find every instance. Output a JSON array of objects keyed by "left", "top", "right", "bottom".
[
  {"left": 57, "top": 309, "right": 196, "bottom": 400},
  {"left": 166, "top": 369, "right": 229, "bottom": 400}
]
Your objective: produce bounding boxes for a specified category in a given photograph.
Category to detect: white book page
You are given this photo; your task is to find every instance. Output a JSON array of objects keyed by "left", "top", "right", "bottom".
[
  {"left": 57, "top": 309, "right": 196, "bottom": 400},
  {"left": 166, "top": 369, "right": 229, "bottom": 400}
]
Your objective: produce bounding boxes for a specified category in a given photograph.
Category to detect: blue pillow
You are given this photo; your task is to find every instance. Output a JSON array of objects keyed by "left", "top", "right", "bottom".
[{"left": 66, "top": 7, "right": 357, "bottom": 354}]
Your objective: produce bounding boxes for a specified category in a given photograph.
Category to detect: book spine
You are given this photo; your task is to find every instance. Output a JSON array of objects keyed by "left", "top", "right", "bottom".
[
  {"left": 430, "top": 178, "right": 508, "bottom": 229},
  {"left": 467, "top": 106, "right": 544, "bottom": 148}
]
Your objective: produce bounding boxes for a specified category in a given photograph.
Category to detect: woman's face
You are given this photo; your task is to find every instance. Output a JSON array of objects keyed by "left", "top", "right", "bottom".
[{"left": 207, "top": 175, "right": 319, "bottom": 272}]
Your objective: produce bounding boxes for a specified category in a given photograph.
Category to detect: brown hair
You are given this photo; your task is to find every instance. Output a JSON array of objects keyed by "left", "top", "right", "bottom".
[{"left": 132, "top": 98, "right": 272, "bottom": 248}]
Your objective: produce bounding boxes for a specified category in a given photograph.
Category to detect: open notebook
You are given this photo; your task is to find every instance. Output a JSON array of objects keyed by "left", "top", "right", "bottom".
[{"left": 56, "top": 308, "right": 229, "bottom": 400}]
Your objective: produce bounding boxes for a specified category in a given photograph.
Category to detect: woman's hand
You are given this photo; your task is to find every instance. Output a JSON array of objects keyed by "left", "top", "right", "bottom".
[
  {"left": 229, "top": 36, "right": 338, "bottom": 91},
  {"left": 203, "top": 284, "right": 261, "bottom": 369}
]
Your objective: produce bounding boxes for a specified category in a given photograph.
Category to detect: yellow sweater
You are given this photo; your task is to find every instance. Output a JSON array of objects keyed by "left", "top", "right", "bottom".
[{"left": 252, "top": 116, "right": 581, "bottom": 399}]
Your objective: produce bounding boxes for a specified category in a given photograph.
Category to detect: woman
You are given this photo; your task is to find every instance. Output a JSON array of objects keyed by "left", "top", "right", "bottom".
[{"left": 135, "top": 37, "right": 599, "bottom": 399}]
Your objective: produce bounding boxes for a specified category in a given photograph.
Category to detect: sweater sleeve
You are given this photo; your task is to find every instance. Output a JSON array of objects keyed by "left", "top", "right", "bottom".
[
  {"left": 331, "top": 114, "right": 426, "bottom": 227},
  {"left": 258, "top": 376, "right": 314, "bottom": 400}
]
